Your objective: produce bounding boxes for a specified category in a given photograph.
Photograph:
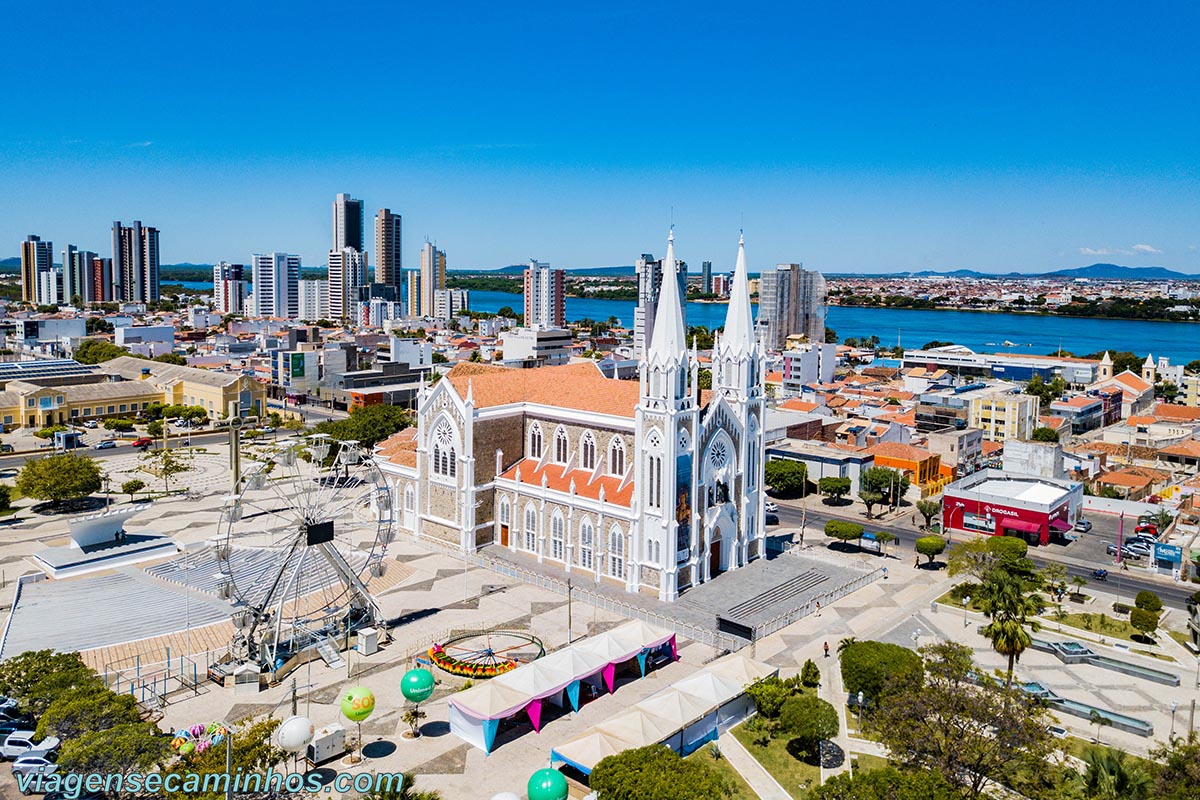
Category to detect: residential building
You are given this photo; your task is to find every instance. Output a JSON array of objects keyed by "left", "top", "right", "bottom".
[
  {"left": 375, "top": 230, "right": 767, "bottom": 602},
  {"left": 925, "top": 427, "right": 984, "bottom": 476},
  {"left": 212, "top": 263, "right": 248, "bottom": 314},
  {"left": 711, "top": 273, "right": 731, "bottom": 297},
  {"left": 780, "top": 343, "right": 837, "bottom": 396},
  {"left": 966, "top": 383, "right": 1039, "bottom": 442},
  {"left": 404, "top": 269, "right": 421, "bottom": 317},
  {"left": 332, "top": 193, "right": 364, "bottom": 252},
  {"left": 865, "top": 441, "right": 942, "bottom": 490},
  {"left": 433, "top": 288, "right": 470, "bottom": 320},
  {"left": 111, "top": 220, "right": 160, "bottom": 302},
  {"left": 276, "top": 349, "right": 321, "bottom": 395},
  {"left": 523, "top": 260, "right": 565, "bottom": 328},
  {"left": 701, "top": 260, "right": 713, "bottom": 294},
  {"left": 500, "top": 327, "right": 572, "bottom": 368},
  {"left": 1049, "top": 394, "right": 1104, "bottom": 433},
  {"left": 298, "top": 279, "right": 329, "bottom": 321},
  {"left": 327, "top": 247, "right": 367, "bottom": 320},
  {"left": 358, "top": 299, "right": 407, "bottom": 327},
  {"left": 1002, "top": 439, "right": 1065, "bottom": 479},
  {"left": 20, "top": 235, "right": 53, "bottom": 304},
  {"left": 251, "top": 253, "right": 301, "bottom": 318},
  {"left": 62, "top": 247, "right": 96, "bottom": 305},
  {"left": 90, "top": 257, "right": 113, "bottom": 303},
  {"left": 37, "top": 268, "right": 63, "bottom": 306},
  {"left": 374, "top": 208, "right": 403, "bottom": 291},
  {"left": 1085, "top": 363, "right": 1155, "bottom": 418},
  {"left": 755, "top": 263, "right": 827, "bottom": 351},
  {"left": 419, "top": 242, "right": 446, "bottom": 317},
  {"left": 633, "top": 238, "right": 687, "bottom": 357},
  {"left": 114, "top": 325, "right": 174, "bottom": 347}
]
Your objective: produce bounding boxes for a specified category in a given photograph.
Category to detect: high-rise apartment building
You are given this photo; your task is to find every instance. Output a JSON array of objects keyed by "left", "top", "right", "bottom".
[
  {"left": 701, "top": 260, "right": 713, "bottom": 294},
  {"left": 37, "top": 269, "right": 63, "bottom": 307},
  {"left": 298, "top": 279, "right": 329, "bottom": 321},
  {"left": 91, "top": 258, "right": 113, "bottom": 304},
  {"left": 755, "top": 263, "right": 827, "bottom": 351},
  {"left": 419, "top": 242, "right": 446, "bottom": 317},
  {"left": 111, "top": 220, "right": 160, "bottom": 302},
  {"left": 251, "top": 253, "right": 301, "bottom": 318},
  {"left": 327, "top": 248, "right": 367, "bottom": 320},
  {"left": 213, "top": 262, "right": 248, "bottom": 314},
  {"left": 404, "top": 270, "right": 421, "bottom": 317},
  {"left": 433, "top": 288, "right": 470, "bottom": 320},
  {"left": 634, "top": 239, "right": 688, "bottom": 357},
  {"left": 332, "top": 193, "right": 365, "bottom": 252},
  {"left": 61, "top": 246, "right": 96, "bottom": 305},
  {"left": 523, "top": 259, "right": 565, "bottom": 328},
  {"left": 20, "top": 235, "right": 53, "bottom": 304},
  {"left": 374, "top": 208, "right": 403, "bottom": 290}
]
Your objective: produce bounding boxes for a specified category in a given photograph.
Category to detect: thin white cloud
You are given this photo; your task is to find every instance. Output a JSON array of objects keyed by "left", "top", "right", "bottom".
[
  {"left": 126, "top": 141, "right": 153, "bottom": 148},
  {"left": 1079, "top": 247, "right": 1129, "bottom": 257},
  {"left": 1132, "top": 243, "right": 1162, "bottom": 254}
]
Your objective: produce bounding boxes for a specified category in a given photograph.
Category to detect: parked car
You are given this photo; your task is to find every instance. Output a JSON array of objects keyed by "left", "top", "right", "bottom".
[
  {"left": 0, "top": 706, "right": 33, "bottom": 725},
  {"left": 91, "top": 440, "right": 117, "bottom": 450},
  {"left": 0, "top": 444, "right": 13, "bottom": 454},
  {"left": 131, "top": 437, "right": 154, "bottom": 450},
  {"left": 1131, "top": 533, "right": 1158, "bottom": 545},
  {"left": 0, "top": 696, "right": 17, "bottom": 712},
  {"left": 764, "top": 513, "right": 780, "bottom": 527},
  {"left": 764, "top": 501, "right": 778, "bottom": 512},
  {"left": 1073, "top": 519, "right": 1092, "bottom": 532},
  {"left": 82, "top": 420, "right": 99, "bottom": 429},
  {"left": 1046, "top": 724, "right": 1068, "bottom": 739},
  {"left": 1134, "top": 524, "right": 1158, "bottom": 536},
  {"left": 1, "top": 731, "right": 60, "bottom": 760},
  {"left": 1125, "top": 541, "right": 1152, "bottom": 556},
  {"left": 1104, "top": 543, "right": 1142, "bottom": 560},
  {"left": 12, "top": 749, "right": 59, "bottom": 785}
]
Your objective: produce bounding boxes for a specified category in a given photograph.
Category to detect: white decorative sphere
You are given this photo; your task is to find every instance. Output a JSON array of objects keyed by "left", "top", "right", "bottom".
[{"left": 276, "top": 715, "right": 316, "bottom": 752}]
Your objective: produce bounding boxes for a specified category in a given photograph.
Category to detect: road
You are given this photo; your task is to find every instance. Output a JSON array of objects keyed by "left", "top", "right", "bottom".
[{"left": 773, "top": 501, "right": 1199, "bottom": 612}]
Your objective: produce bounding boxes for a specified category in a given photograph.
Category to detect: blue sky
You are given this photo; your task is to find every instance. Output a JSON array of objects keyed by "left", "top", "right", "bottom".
[{"left": 3, "top": 1, "right": 1198, "bottom": 273}]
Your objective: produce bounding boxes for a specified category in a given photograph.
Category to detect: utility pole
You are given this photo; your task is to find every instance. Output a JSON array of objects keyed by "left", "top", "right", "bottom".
[{"left": 566, "top": 577, "right": 573, "bottom": 644}]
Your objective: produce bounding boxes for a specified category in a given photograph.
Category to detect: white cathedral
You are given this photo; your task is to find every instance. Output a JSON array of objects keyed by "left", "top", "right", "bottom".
[{"left": 377, "top": 230, "right": 767, "bottom": 601}]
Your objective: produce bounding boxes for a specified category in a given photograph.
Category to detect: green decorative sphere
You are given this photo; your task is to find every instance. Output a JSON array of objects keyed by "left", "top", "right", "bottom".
[
  {"left": 340, "top": 686, "right": 376, "bottom": 722},
  {"left": 527, "top": 768, "right": 568, "bottom": 800},
  {"left": 401, "top": 668, "right": 435, "bottom": 704}
]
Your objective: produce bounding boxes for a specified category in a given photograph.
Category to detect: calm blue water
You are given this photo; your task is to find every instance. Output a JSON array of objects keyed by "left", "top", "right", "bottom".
[{"left": 468, "top": 290, "right": 1200, "bottom": 363}]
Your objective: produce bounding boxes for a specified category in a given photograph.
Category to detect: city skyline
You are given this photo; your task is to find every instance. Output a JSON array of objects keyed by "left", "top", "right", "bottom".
[{"left": 3, "top": 2, "right": 1198, "bottom": 273}]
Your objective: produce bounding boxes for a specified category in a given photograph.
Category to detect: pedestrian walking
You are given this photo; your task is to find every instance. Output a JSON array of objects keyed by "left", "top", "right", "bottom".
[
  {"left": 816, "top": 600, "right": 822, "bottom": 616},
  {"left": 915, "top": 555, "right": 920, "bottom": 568},
  {"left": 882, "top": 566, "right": 888, "bottom": 580},
  {"left": 823, "top": 641, "right": 830, "bottom": 658}
]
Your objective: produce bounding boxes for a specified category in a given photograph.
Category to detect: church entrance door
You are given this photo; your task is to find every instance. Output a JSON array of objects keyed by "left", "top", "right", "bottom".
[
  {"left": 708, "top": 538, "right": 723, "bottom": 579},
  {"left": 499, "top": 524, "right": 509, "bottom": 548}
]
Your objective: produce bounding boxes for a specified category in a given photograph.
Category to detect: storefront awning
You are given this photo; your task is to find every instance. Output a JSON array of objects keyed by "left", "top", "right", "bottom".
[
  {"left": 1000, "top": 519, "right": 1041, "bottom": 534},
  {"left": 1049, "top": 519, "right": 1072, "bottom": 532}
]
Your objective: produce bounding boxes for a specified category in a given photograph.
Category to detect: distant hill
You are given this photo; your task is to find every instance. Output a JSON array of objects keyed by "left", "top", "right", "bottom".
[
  {"left": 451, "top": 264, "right": 636, "bottom": 277},
  {"left": 1038, "top": 263, "right": 1196, "bottom": 280}
]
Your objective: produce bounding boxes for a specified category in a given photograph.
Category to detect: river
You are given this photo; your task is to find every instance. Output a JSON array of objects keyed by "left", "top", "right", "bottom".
[{"left": 466, "top": 290, "right": 1200, "bottom": 364}]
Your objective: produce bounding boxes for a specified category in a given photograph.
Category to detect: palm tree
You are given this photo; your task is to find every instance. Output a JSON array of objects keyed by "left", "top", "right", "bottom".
[
  {"left": 837, "top": 637, "right": 858, "bottom": 655},
  {"left": 1083, "top": 746, "right": 1152, "bottom": 800},
  {"left": 978, "top": 571, "right": 1044, "bottom": 687}
]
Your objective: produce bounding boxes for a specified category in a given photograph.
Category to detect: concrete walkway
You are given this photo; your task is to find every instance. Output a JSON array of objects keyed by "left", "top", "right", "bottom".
[{"left": 719, "top": 730, "right": 793, "bottom": 800}]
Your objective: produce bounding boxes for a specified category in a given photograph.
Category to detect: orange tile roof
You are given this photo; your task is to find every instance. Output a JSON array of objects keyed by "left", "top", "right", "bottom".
[
  {"left": 1160, "top": 440, "right": 1200, "bottom": 458},
  {"left": 1126, "top": 415, "right": 1159, "bottom": 427},
  {"left": 866, "top": 441, "right": 936, "bottom": 462},
  {"left": 444, "top": 361, "right": 645, "bottom": 418},
  {"left": 1112, "top": 371, "right": 1152, "bottom": 393},
  {"left": 1061, "top": 395, "right": 1100, "bottom": 408},
  {"left": 779, "top": 399, "right": 820, "bottom": 413},
  {"left": 981, "top": 440, "right": 1004, "bottom": 455},
  {"left": 1155, "top": 403, "right": 1200, "bottom": 422},
  {"left": 765, "top": 371, "right": 784, "bottom": 383},
  {"left": 376, "top": 427, "right": 418, "bottom": 467},
  {"left": 498, "top": 458, "right": 634, "bottom": 507},
  {"left": 1096, "top": 470, "right": 1153, "bottom": 489},
  {"left": 1038, "top": 415, "right": 1070, "bottom": 430}
]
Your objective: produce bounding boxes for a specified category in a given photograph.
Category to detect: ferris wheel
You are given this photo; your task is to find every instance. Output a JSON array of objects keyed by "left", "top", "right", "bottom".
[{"left": 216, "top": 434, "right": 394, "bottom": 670}]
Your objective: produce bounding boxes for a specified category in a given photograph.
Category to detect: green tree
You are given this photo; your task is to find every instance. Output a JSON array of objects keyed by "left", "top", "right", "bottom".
[
  {"left": 1082, "top": 746, "right": 1153, "bottom": 800},
  {"left": 0, "top": 650, "right": 99, "bottom": 716},
  {"left": 58, "top": 722, "right": 170, "bottom": 787},
  {"left": 778, "top": 694, "right": 839, "bottom": 759},
  {"left": 74, "top": 339, "right": 130, "bottom": 364},
  {"left": 818, "top": 476, "right": 852, "bottom": 502},
  {"left": 140, "top": 447, "right": 193, "bottom": 493},
  {"left": 810, "top": 767, "right": 959, "bottom": 800},
  {"left": 86, "top": 316, "right": 115, "bottom": 335},
  {"left": 16, "top": 453, "right": 103, "bottom": 506},
  {"left": 745, "top": 675, "right": 803, "bottom": 719},
  {"left": 153, "top": 352, "right": 188, "bottom": 365},
  {"left": 311, "top": 403, "right": 413, "bottom": 448},
  {"left": 800, "top": 659, "right": 821, "bottom": 687},
  {"left": 590, "top": 744, "right": 733, "bottom": 800},
  {"left": 696, "top": 368, "right": 712, "bottom": 390},
  {"left": 978, "top": 570, "right": 1044, "bottom": 687},
  {"left": 36, "top": 684, "right": 141, "bottom": 741},
  {"left": 825, "top": 519, "right": 865, "bottom": 548},
  {"left": 161, "top": 717, "right": 283, "bottom": 800},
  {"left": 838, "top": 640, "right": 923, "bottom": 702},
  {"left": 431, "top": 352, "right": 449, "bottom": 364},
  {"left": 915, "top": 498, "right": 940, "bottom": 528},
  {"left": 947, "top": 535, "right": 1036, "bottom": 585},
  {"left": 858, "top": 489, "right": 883, "bottom": 518},
  {"left": 1134, "top": 590, "right": 1163, "bottom": 613},
  {"left": 915, "top": 535, "right": 946, "bottom": 564},
  {"left": 147, "top": 419, "right": 163, "bottom": 437},
  {"left": 861, "top": 466, "right": 910, "bottom": 506},
  {"left": 1149, "top": 730, "right": 1200, "bottom": 800},
  {"left": 104, "top": 417, "right": 135, "bottom": 432},
  {"left": 0, "top": 485, "right": 10, "bottom": 512},
  {"left": 121, "top": 478, "right": 146, "bottom": 500},
  {"left": 1030, "top": 426, "right": 1060, "bottom": 442},
  {"left": 764, "top": 459, "right": 807, "bottom": 497},
  {"left": 1129, "top": 607, "right": 1159, "bottom": 639},
  {"left": 864, "top": 642, "right": 1052, "bottom": 800}
]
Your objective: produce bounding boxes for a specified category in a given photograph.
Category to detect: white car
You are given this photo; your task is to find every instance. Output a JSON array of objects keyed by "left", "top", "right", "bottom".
[
  {"left": 12, "top": 749, "right": 59, "bottom": 786},
  {"left": 1, "top": 731, "right": 60, "bottom": 760},
  {"left": 764, "top": 501, "right": 779, "bottom": 512}
]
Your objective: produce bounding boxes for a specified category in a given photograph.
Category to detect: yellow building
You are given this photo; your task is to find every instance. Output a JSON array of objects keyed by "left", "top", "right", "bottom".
[
  {"left": 0, "top": 379, "right": 164, "bottom": 430},
  {"left": 100, "top": 357, "right": 266, "bottom": 418}
]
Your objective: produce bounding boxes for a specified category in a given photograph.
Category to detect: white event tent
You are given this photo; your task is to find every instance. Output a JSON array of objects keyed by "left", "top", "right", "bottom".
[
  {"left": 550, "top": 652, "right": 776, "bottom": 775},
  {"left": 447, "top": 619, "right": 676, "bottom": 753}
]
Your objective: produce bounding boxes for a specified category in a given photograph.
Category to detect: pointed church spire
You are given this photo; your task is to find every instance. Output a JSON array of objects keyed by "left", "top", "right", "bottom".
[
  {"left": 722, "top": 231, "right": 754, "bottom": 354},
  {"left": 647, "top": 226, "right": 686, "bottom": 363}
]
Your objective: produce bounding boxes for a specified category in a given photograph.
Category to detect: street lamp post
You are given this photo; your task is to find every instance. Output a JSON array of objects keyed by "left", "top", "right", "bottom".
[
  {"left": 1170, "top": 700, "right": 1179, "bottom": 738},
  {"left": 963, "top": 596, "right": 971, "bottom": 628}
]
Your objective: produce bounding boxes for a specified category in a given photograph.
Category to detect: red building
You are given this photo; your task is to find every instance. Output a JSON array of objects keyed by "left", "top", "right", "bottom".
[{"left": 942, "top": 470, "right": 1083, "bottom": 547}]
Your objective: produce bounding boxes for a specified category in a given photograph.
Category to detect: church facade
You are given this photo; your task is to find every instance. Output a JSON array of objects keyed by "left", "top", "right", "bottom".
[{"left": 376, "top": 231, "right": 767, "bottom": 601}]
